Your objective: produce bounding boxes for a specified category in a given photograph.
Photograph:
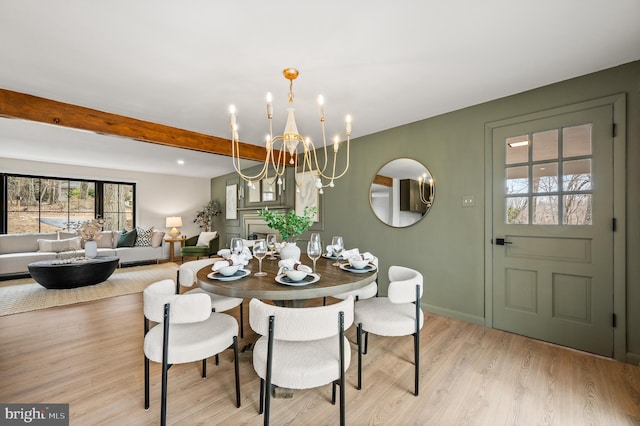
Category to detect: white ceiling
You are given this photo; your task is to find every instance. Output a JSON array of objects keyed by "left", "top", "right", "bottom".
[{"left": 1, "top": 1, "right": 639, "bottom": 179}]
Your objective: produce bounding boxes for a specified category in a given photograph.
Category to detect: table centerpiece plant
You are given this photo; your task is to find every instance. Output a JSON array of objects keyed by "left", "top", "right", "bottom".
[{"left": 257, "top": 206, "right": 317, "bottom": 260}]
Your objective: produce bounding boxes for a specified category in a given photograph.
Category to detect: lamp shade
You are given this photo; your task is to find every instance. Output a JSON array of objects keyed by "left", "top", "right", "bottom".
[
  {"left": 165, "top": 216, "right": 183, "bottom": 228},
  {"left": 166, "top": 216, "right": 183, "bottom": 238}
]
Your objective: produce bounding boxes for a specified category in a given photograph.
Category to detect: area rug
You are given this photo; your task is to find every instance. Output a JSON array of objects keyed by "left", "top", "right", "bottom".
[{"left": 0, "top": 262, "right": 178, "bottom": 316}]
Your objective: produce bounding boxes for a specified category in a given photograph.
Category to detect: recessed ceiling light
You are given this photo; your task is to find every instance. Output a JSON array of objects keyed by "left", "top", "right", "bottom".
[
  {"left": 177, "top": 159, "right": 185, "bottom": 165},
  {"left": 508, "top": 141, "right": 529, "bottom": 148}
]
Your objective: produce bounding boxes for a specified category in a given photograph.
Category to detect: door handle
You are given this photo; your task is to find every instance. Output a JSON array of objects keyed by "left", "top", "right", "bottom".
[{"left": 495, "top": 238, "right": 512, "bottom": 246}]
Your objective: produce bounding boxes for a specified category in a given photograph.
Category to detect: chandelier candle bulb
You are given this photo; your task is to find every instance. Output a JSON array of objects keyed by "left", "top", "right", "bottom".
[
  {"left": 345, "top": 115, "right": 352, "bottom": 135},
  {"left": 317, "top": 95, "right": 325, "bottom": 120},
  {"left": 333, "top": 135, "right": 340, "bottom": 152},
  {"left": 266, "top": 92, "right": 273, "bottom": 118}
]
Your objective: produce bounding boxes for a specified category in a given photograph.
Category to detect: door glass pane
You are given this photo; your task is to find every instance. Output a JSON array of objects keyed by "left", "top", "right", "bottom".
[
  {"left": 506, "top": 135, "right": 529, "bottom": 165},
  {"left": 563, "top": 159, "right": 592, "bottom": 191},
  {"left": 532, "top": 162, "right": 558, "bottom": 193},
  {"left": 532, "top": 129, "right": 558, "bottom": 161},
  {"left": 533, "top": 195, "right": 558, "bottom": 224},
  {"left": 506, "top": 166, "right": 528, "bottom": 194},
  {"left": 563, "top": 124, "right": 592, "bottom": 158},
  {"left": 564, "top": 194, "right": 592, "bottom": 225},
  {"left": 506, "top": 197, "right": 529, "bottom": 224}
]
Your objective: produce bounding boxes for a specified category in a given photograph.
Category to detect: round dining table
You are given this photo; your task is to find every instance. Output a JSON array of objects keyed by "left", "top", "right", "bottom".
[{"left": 196, "top": 255, "right": 377, "bottom": 307}]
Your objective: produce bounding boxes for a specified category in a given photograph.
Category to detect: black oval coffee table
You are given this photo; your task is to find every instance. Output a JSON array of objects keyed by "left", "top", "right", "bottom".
[{"left": 28, "top": 256, "right": 119, "bottom": 289}]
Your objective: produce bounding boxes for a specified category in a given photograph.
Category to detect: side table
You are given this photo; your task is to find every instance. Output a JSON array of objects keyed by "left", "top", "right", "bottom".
[{"left": 165, "top": 237, "right": 186, "bottom": 263}]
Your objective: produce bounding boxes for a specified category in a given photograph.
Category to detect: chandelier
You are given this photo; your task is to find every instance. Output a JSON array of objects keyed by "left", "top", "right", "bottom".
[
  {"left": 418, "top": 174, "right": 434, "bottom": 207},
  {"left": 229, "top": 67, "right": 351, "bottom": 194}
]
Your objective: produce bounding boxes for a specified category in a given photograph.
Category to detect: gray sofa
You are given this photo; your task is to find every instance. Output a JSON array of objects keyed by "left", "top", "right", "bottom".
[{"left": 0, "top": 230, "right": 166, "bottom": 277}]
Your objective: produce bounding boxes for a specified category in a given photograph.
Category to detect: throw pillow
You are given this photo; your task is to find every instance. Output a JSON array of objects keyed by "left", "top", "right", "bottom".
[
  {"left": 37, "top": 237, "right": 82, "bottom": 252},
  {"left": 196, "top": 231, "right": 218, "bottom": 247},
  {"left": 150, "top": 230, "right": 165, "bottom": 248},
  {"left": 117, "top": 229, "right": 137, "bottom": 247},
  {"left": 135, "top": 227, "right": 154, "bottom": 247}
]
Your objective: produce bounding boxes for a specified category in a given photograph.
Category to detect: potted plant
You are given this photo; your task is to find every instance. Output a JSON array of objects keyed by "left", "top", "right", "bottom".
[
  {"left": 257, "top": 206, "right": 317, "bottom": 260},
  {"left": 66, "top": 217, "right": 105, "bottom": 258},
  {"left": 194, "top": 201, "right": 221, "bottom": 231}
]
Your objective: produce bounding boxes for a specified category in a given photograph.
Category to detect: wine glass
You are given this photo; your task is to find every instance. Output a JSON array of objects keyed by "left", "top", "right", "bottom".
[
  {"left": 266, "top": 233, "right": 279, "bottom": 260},
  {"left": 310, "top": 233, "right": 321, "bottom": 243},
  {"left": 307, "top": 240, "right": 322, "bottom": 274},
  {"left": 253, "top": 239, "right": 268, "bottom": 276},
  {"left": 331, "top": 236, "right": 343, "bottom": 266},
  {"left": 230, "top": 238, "right": 243, "bottom": 256}
]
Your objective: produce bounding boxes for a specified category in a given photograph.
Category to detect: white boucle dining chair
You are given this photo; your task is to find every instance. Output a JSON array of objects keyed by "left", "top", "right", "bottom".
[
  {"left": 177, "top": 258, "right": 245, "bottom": 338},
  {"left": 143, "top": 279, "right": 241, "bottom": 426},
  {"left": 354, "top": 265, "right": 423, "bottom": 396},
  {"left": 249, "top": 296, "right": 354, "bottom": 426}
]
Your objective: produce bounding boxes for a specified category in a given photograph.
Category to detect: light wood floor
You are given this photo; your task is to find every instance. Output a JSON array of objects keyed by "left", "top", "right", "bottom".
[{"left": 1, "top": 294, "right": 639, "bottom": 425}]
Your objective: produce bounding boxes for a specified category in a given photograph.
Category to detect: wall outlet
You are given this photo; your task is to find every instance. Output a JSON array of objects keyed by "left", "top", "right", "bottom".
[{"left": 462, "top": 195, "right": 476, "bottom": 207}]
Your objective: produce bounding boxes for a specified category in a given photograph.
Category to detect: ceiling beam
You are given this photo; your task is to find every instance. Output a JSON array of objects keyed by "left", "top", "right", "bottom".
[{"left": 0, "top": 88, "right": 269, "bottom": 162}]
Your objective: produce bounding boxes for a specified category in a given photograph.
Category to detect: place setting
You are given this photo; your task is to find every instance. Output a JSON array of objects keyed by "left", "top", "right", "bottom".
[
  {"left": 275, "top": 258, "right": 319, "bottom": 287},
  {"left": 208, "top": 238, "right": 253, "bottom": 281},
  {"left": 324, "top": 236, "right": 378, "bottom": 273}
]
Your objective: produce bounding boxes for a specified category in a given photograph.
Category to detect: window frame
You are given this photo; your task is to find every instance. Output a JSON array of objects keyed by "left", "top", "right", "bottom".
[{"left": 1, "top": 173, "right": 136, "bottom": 234}]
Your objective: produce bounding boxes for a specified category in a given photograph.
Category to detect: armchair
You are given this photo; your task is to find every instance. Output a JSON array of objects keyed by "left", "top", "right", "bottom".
[{"left": 180, "top": 233, "right": 219, "bottom": 260}]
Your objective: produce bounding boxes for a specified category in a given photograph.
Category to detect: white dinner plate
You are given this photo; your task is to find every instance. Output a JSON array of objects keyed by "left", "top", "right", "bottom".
[
  {"left": 275, "top": 273, "right": 320, "bottom": 286},
  {"left": 207, "top": 269, "right": 250, "bottom": 281},
  {"left": 339, "top": 263, "right": 376, "bottom": 274}
]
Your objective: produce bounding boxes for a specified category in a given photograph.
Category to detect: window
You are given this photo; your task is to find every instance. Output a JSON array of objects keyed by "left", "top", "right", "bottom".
[
  {"left": 2, "top": 174, "right": 135, "bottom": 234},
  {"left": 504, "top": 123, "right": 592, "bottom": 225}
]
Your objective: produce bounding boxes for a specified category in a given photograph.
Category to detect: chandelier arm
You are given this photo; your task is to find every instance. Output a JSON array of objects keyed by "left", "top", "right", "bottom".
[{"left": 231, "top": 134, "right": 281, "bottom": 182}]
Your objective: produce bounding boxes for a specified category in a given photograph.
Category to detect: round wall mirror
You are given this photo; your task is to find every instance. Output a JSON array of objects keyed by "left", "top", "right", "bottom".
[{"left": 370, "top": 158, "right": 434, "bottom": 227}]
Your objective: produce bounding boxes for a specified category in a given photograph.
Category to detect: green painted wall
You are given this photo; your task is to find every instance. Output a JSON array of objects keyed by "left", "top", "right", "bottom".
[{"left": 212, "top": 61, "right": 640, "bottom": 362}]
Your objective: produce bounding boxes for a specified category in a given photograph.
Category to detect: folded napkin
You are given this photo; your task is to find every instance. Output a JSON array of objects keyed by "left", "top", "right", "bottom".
[
  {"left": 212, "top": 254, "right": 249, "bottom": 271},
  {"left": 325, "top": 244, "right": 344, "bottom": 257},
  {"left": 216, "top": 248, "right": 253, "bottom": 261},
  {"left": 340, "top": 248, "right": 360, "bottom": 259},
  {"left": 277, "top": 258, "right": 313, "bottom": 275}
]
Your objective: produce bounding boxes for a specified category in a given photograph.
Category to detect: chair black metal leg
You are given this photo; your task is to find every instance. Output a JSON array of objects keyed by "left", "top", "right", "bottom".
[
  {"left": 357, "top": 323, "right": 362, "bottom": 390},
  {"left": 339, "top": 311, "right": 345, "bottom": 426},
  {"left": 414, "top": 283, "right": 420, "bottom": 396},
  {"left": 215, "top": 354, "right": 219, "bottom": 365},
  {"left": 414, "top": 331, "right": 419, "bottom": 396},
  {"left": 259, "top": 378, "right": 264, "bottom": 414},
  {"left": 364, "top": 331, "right": 369, "bottom": 354},
  {"left": 240, "top": 302, "right": 244, "bottom": 338},
  {"left": 144, "top": 356, "right": 150, "bottom": 409},
  {"left": 332, "top": 381, "right": 337, "bottom": 404},
  {"left": 161, "top": 304, "right": 170, "bottom": 426},
  {"left": 323, "top": 297, "right": 327, "bottom": 306},
  {"left": 202, "top": 359, "right": 207, "bottom": 378},
  {"left": 175, "top": 271, "right": 180, "bottom": 294},
  {"left": 233, "top": 336, "right": 241, "bottom": 408},
  {"left": 264, "top": 316, "right": 275, "bottom": 426}
]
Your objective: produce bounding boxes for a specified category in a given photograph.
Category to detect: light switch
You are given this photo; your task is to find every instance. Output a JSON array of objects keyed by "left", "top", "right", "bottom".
[{"left": 462, "top": 195, "right": 475, "bottom": 207}]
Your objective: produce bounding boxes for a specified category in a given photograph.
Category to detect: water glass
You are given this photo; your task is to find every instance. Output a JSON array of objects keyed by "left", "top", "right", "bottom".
[
  {"left": 266, "top": 233, "right": 279, "bottom": 260},
  {"left": 253, "top": 239, "right": 268, "bottom": 276},
  {"left": 230, "top": 237, "right": 243, "bottom": 256},
  {"left": 307, "top": 240, "right": 322, "bottom": 274},
  {"left": 331, "top": 236, "right": 343, "bottom": 266}
]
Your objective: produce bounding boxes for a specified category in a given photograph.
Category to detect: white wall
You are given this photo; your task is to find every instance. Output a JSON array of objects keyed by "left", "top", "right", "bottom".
[{"left": 1, "top": 157, "right": 212, "bottom": 259}]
